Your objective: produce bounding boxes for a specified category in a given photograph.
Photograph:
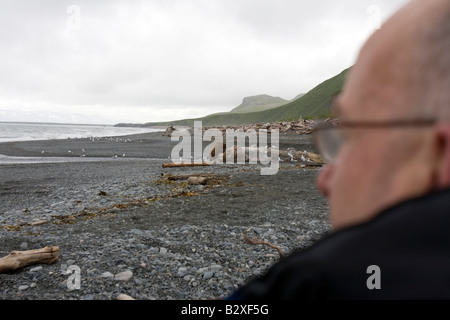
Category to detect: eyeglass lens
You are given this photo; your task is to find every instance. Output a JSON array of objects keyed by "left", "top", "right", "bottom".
[{"left": 316, "top": 127, "right": 342, "bottom": 163}]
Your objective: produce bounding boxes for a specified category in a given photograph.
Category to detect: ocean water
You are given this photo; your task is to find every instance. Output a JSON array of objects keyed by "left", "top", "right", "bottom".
[{"left": 0, "top": 122, "right": 165, "bottom": 143}]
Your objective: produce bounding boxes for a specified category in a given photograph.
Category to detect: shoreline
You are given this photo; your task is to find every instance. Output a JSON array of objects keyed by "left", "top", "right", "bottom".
[
  {"left": 0, "top": 131, "right": 175, "bottom": 159},
  {"left": 0, "top": 130, "right": 320, "bottom": 162}
]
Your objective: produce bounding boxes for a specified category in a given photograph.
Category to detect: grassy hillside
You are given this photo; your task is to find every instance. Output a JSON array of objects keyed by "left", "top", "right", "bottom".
[
  {"left": 124, "top": 67, "right": 350, "bottom": 128},
  {"left": 286, "top": 67, "right": 350, "bottom": 118},
  {"left": 230, "top": 94, "right": 290, "bottom": 113}
]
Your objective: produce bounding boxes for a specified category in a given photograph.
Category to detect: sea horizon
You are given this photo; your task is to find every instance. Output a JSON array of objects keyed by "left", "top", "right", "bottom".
[
  {"left": 0, "top": 120, "right": 120, "bottom": 127},
  {"left": 0, "top": 121, "right": 164, "bottom": 143}
]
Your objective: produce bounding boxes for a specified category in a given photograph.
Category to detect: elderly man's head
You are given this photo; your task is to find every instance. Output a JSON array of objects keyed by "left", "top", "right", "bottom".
[{"left": 316, "top": 0, "right": 450, "bottom": 230}]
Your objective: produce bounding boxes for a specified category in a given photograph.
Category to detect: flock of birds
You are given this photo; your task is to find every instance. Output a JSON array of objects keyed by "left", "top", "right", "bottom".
[
  {"left": 39, "top": 135, "right": 144, "bottom": 159},
  {"left": 38, "top": 135, "right": 315, "bottom": 164}
]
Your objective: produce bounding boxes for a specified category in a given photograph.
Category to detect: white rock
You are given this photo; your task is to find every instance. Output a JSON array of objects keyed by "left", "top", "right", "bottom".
[
  {"left": 30, "top": 266, "right": 43, "bottom": 272},
  {"left": 114, "top": 270, "right": 133, "bottom": 281},
  {"left": 187, "top": 176, "right": 207, "bottom": 185},
  {"left": 100, "top": 272, "right": 114, "bottom": 278}
]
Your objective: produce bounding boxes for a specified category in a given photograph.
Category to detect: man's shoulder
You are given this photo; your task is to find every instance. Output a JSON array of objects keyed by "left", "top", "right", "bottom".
[{"left": 231, "top": 189, "right": 450, "bottom": 299}]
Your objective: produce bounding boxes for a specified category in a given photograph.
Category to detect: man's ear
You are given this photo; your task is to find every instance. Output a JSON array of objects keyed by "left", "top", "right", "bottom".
[{"left": 434, "top": 124, "right": 450, "bottom": 189}]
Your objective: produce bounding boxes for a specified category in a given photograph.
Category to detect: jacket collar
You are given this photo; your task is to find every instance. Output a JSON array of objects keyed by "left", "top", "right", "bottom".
[{"left": 329, "top": 187, "right": 450, "bottom": 237}]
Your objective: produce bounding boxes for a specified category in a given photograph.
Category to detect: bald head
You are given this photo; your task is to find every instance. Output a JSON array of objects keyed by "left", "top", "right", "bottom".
[
  {"left": 317, "top": 0, "right": 450, "bottom": 231},
  {"left": 339, "top": 0, "right": 450, "bottom": 121},
  {"left": 415, "top": 1, "right": 450, "bottom": 120}
]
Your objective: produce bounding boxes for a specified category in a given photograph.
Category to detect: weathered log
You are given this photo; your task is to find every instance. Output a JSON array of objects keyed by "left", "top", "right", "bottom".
[
  {"left": 28, "top": 220, "right": 49, "bottom": 226},
  {"left": 165, "top": 174, "right": 206, "bottom": 181},
  {"left": 166, "top": 174, "right": 190, "bottom": 181},
  {"left": 0, "top": 246, "right": 60, "bottom": 273},
  {"left": 162, "top": 162, "right": 210, "bottom": 168}
]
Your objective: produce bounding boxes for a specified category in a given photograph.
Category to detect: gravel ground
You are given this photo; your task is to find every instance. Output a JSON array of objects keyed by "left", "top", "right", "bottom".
[{"left": 0, "top": 132, "right": 330, "bottom": 300}]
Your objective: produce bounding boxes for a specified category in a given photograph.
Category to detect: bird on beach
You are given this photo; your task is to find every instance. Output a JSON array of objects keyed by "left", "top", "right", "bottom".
[{"left": 287, "top": 148, "right": 296, "bottom": 162}]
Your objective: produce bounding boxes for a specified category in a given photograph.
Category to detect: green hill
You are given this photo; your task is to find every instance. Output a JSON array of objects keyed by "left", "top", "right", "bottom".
[
  {"left": 230, "top": 94, "right": 290, "bottom": 113},
  {"left": 116, "top": 67, "right": 350, "bottom": 128}
]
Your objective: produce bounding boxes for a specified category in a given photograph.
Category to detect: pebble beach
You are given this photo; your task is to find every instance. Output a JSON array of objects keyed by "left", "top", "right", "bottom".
[{"left": 0, "top": 131, "right": 330, "bottom": 300}]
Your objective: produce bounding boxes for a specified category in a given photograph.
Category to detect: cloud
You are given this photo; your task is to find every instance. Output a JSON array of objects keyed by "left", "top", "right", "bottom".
[{"left": 0, "top": 0, "right": 410, "bottom": 124}]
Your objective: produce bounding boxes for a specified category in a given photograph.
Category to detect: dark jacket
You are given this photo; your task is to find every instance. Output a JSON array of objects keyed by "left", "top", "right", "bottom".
[{"left": 227, "top": 188, "right": 450, "bottom": 299}]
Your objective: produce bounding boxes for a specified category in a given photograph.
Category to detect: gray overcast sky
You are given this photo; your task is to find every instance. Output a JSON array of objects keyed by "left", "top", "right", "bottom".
[{"left": 0, "top": 0, "right": 410, "bottom": 125}]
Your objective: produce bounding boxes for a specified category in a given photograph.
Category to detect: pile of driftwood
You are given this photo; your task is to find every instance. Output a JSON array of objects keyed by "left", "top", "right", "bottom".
[{"left": 162, "top": 118, "right": 317, "bottom": 136}]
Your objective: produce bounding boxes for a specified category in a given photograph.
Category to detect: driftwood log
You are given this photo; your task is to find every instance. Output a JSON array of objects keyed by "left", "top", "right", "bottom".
[
  {"left": 162, "top": 162, "right": 210, "bottom": 168},
  {"left": 29, "top": 220, "right": 49, "bottom": 226},
  {"left": 0, "top": 246, "right": 60, "bottom": 273},
  {"left": 165, "top": 174, "right": 207, "bottom": 181}
]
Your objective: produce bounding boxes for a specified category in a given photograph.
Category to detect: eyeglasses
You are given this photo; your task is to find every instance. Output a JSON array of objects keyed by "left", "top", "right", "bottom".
[{"left": 312, "top": 119, "right": 436, "bottom": 164}]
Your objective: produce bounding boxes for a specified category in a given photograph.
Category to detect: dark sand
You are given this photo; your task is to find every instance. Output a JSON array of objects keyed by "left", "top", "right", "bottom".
[
  {"left": 0, "top": 131, "right": 177, "bottom": 159},
  {"left": 0, "top": 131, "right": 319, "bottom": 159}
]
